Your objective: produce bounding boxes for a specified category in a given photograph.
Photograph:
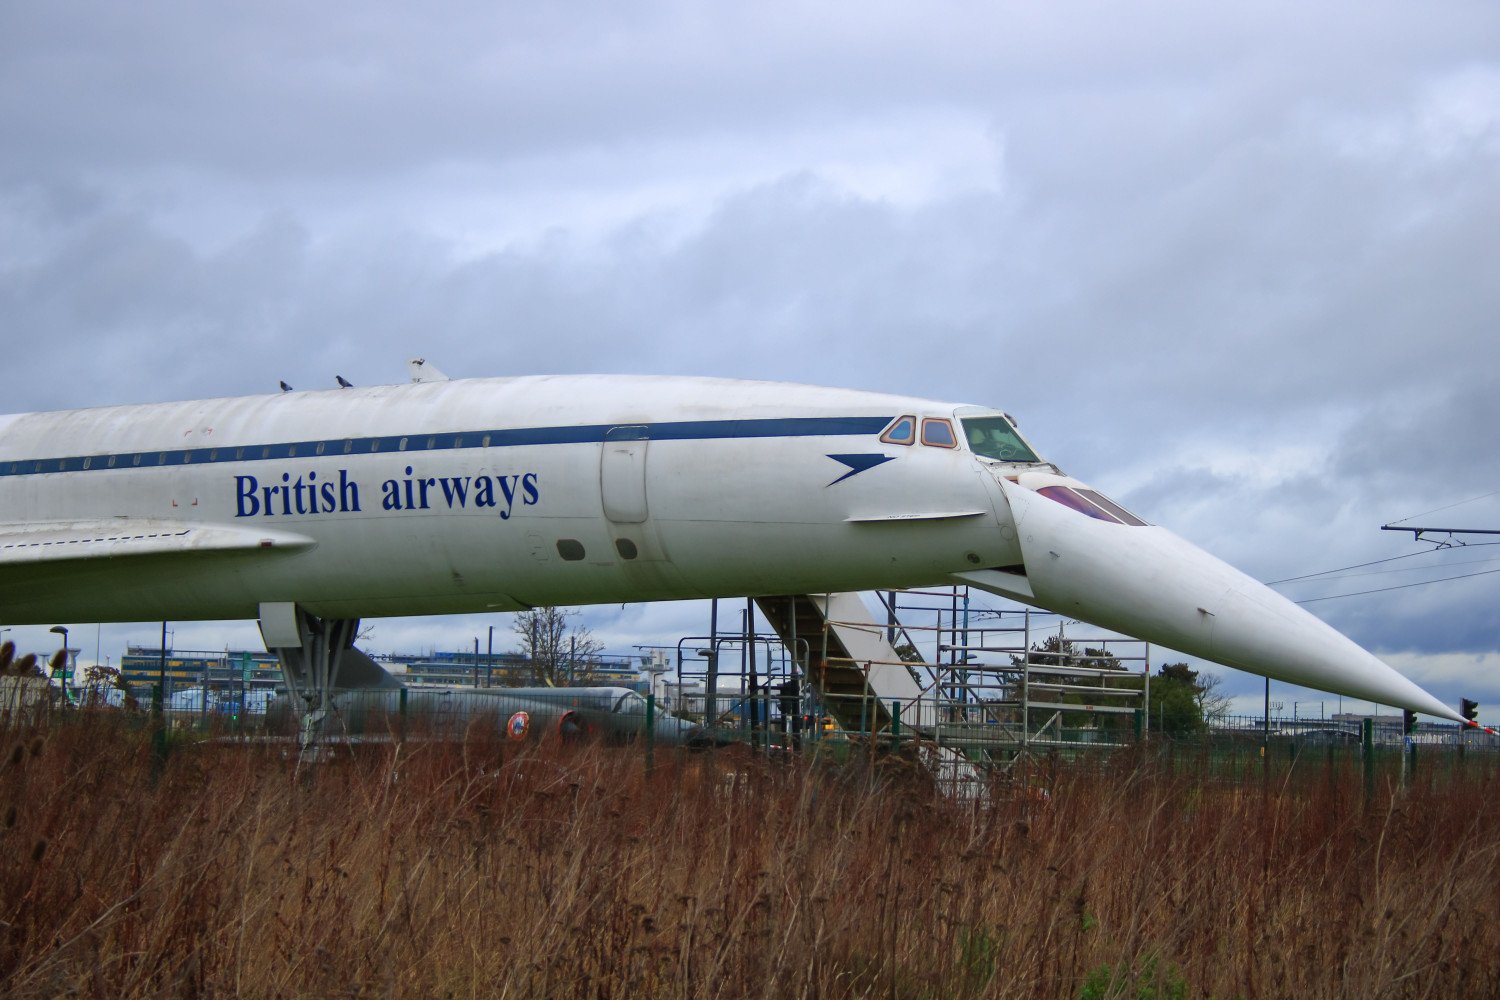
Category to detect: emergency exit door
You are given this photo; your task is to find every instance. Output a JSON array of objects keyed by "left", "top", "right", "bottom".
[{"left": 600, "top": 426, "right": 649, "bottom": 523}]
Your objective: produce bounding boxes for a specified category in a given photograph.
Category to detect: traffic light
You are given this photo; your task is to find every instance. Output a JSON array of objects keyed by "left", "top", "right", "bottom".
[
  {"left": 1461, "top": 698, "right": 1479, "bottom": 723},
  {"left": 1403, "top": 709, "right": 1417, "bottom": 735}
]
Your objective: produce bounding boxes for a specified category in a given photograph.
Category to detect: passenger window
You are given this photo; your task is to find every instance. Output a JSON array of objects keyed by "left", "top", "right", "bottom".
[
  {"left": 921, "top": 418, "right": 957, "bottom": 448},
  {"left": 880, "top": 415, "right": 916, "bottom": 446}
]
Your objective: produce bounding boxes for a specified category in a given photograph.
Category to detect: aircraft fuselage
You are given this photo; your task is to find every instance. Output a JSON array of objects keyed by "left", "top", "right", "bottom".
[
  {"left": 0, "top": 375, "right": 1018, "bottom": 622},
  {"left": 0, "top": 372, "right": 1465, "bottom": 722}
]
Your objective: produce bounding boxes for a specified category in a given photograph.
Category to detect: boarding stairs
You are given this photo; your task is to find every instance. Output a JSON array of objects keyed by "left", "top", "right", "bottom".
[
  {"left": 756, "top": 593, "right": 984, "bottom": 796},
  {"left": 754, "top": 593, "right": 934, "bottom": 732}
]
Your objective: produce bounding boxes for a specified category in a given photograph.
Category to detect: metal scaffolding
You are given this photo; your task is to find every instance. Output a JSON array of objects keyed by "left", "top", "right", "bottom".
[{"left": 672, "top": 588, "right": 1154, "bottom": 774}]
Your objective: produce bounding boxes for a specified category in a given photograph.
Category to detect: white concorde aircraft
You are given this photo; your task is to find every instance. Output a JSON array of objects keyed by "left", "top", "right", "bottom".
[{"left": 0, "top": 369, "right": 1465, "bottom": 725}]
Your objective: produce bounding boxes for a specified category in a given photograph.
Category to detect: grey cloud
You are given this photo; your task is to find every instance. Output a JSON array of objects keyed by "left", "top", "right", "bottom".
[
  {"left": 2, "top": 1, "right": 1496, "bottom": 696},
  {"left": 1333, "top": 382, "right": 1500, "bottom": 500},
  {"left": 5, "top": 3, "right": 1494, "bottom": 180}
]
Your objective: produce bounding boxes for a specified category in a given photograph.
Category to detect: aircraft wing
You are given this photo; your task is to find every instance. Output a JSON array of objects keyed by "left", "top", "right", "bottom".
[{"left": 0, "top": 519, "right": 316, "bottom": 567}]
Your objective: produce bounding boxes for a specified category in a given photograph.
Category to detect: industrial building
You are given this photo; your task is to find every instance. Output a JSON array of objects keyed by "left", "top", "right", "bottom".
[{"left": 117, "top": 645, "right": 649, "bottom": 708}]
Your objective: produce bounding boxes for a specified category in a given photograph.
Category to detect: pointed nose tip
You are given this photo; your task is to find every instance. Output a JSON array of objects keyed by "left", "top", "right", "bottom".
[
  {"left": 1202, "top": 576, "right": 1460, "bottom": 722},
  {"left": 974, "top": 478, "right": 1461, "bottom": 722}
]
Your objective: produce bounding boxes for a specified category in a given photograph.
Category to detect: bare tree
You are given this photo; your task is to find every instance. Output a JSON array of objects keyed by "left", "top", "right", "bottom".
[
  {"left": 1195, "top": 671, "right": 1231, "bottom": 725},
  {"left": 511, "top": 607, "right": 604, "bottom": 686}
]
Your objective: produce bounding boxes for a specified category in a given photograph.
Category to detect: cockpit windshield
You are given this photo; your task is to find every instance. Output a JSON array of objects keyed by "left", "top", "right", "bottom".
[
  {"left": 961, "top": 416, "right": 1041, "bottom": 464},
  {"left": 613, "top": 691, "right": 647, "bottom": 715}
]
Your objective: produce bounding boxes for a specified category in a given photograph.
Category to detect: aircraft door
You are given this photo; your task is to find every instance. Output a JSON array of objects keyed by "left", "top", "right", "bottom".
[{"left": 601, "top": 426, "right": 649, "bottom": 523}]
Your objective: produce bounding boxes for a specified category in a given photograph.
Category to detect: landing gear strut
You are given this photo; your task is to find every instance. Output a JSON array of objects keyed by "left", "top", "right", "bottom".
[{"left": 258, "top": 602, "right": 401, "bottom": 759}]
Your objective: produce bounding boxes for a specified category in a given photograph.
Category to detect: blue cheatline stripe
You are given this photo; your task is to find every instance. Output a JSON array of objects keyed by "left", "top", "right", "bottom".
[{"left": 0, "top": 415, "right": 895, "bottom": 479}]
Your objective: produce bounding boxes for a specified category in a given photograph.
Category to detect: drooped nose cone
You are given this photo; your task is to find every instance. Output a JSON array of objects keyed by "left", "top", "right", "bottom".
[{"left": 959, "top": 476, "right": 1460, "bottom": 723}]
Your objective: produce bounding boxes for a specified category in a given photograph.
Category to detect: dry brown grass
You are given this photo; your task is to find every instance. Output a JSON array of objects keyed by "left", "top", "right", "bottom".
[{"left": 1, "top": 714, "right": 1497, "bottom": 999}]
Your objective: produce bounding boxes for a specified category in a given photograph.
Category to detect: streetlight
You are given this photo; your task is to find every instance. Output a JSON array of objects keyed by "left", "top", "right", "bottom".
[{"left": 49, "top": 625, "right": 71, "bottom": 700}]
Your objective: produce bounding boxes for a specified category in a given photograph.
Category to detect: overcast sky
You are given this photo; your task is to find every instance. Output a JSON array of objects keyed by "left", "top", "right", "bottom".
[{"left": 3, "top": 1, "right": 1497, "bottom": 719}]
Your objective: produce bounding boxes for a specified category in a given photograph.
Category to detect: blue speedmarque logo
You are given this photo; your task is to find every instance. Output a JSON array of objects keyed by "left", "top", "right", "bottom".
[{"left": 826, "top": 453, "right": 895, "bottom": 486}]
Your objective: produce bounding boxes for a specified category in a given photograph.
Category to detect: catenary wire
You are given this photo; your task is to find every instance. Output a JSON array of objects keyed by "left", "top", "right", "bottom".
[
  {"left": 1282, "top": 552, "right": 1500, "bottom": 584},
  {"left": 1383, "top": 489, "right": 1500, "bottom": 526},
  {"left": 1293, "top": 565, "right": 1500, "bottom": 604},
  {"left": 1265, "top": 540, "right": 1500, "bottom": 586}
]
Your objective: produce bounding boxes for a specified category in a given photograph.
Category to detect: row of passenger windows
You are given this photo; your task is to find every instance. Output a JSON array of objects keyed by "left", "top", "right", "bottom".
[
  {"left": 6, "top": 434, "right": 497, "bottom": 476},
  {"left": 879, "top": 415, "right": 957, "bottom": 449}
]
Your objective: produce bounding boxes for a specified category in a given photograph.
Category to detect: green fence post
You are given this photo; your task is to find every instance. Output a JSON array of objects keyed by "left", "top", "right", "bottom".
[
  {"left": 151, "top": 683, "right": 167, "bottom": 779},
  {"left": 398, "top": 686, "right": 408, "bottom": 743},
  {"left": 645, "top": 693, "right": 656, "bottom": 775},
  {"left": 1362, "top": 717, "right": 1374, "bottom": 801},
  {"left": 891, "top": 700, "right": 901, "bottom": 743}
]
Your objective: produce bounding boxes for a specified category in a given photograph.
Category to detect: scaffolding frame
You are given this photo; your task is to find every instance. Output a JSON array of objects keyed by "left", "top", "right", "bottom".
[{"left": 675, "top": 588, "right": 1154, "bottom": 774}]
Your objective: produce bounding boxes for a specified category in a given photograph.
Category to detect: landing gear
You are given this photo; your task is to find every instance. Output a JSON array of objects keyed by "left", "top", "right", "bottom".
[{"left": 258, "top": 602, "right": 401, "bottom": 759}]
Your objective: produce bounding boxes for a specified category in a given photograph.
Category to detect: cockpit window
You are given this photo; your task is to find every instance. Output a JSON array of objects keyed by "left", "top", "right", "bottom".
[
  {"left": 880, "top": 415, "right": 916, "bottom": 446},
  {"left": 1076, "top": 489, "right": 1149, "bottom": 527},
  {"left": 961, "top": 416, "right": 1041, "bottom": 463},
  {"left": 1038, "top": 486, "right": 1149, "bottom": 526},
  {"left": 921, "top": 418, "right": 957, "bottom": 448},
  {"left": 613, "top": 691, "right": 647, "bottom": 714}
]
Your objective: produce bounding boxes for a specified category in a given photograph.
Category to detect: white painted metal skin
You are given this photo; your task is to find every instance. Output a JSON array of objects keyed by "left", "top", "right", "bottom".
[{"left": 0, "top": 373, "right": 1463, "bottom": 722}]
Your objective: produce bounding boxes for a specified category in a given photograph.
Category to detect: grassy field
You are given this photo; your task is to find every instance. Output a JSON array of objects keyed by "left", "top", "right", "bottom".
[{"left": 1, "top": 713, "right": 1497, "bottom": 999}]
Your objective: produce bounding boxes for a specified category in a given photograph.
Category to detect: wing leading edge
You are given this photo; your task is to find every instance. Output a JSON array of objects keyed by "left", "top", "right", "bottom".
[{"left": 0, "top": 519, "right": 316, "bottom": 567}]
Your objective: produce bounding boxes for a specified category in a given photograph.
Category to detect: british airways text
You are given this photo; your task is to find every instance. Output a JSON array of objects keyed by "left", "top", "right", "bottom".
[{"left": 234, "top": 467, "right": 540, "bottom": 520}]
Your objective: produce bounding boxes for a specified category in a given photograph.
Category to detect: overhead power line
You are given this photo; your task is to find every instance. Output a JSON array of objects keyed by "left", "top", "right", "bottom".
[
  {"left": 1289, "top": 553, "right": 1500, "bottom": 584},
  {"left": 1294, "top": 565, "right": 1500, "bottom": 604},
  {"left": 1383, "top": 489, "right": 1500, "bottom": 526},
  {"left": 1266, "top": 541, "right": 1500, "bottom": 586}
]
